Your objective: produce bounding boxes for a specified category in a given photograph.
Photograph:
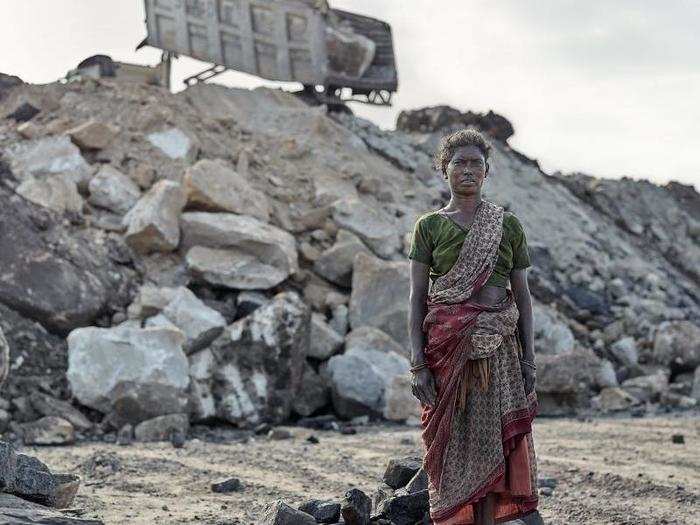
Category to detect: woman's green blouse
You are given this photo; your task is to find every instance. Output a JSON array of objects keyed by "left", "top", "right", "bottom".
[{"left": 408, "top": 210, "right": 532, "bottom": 288}]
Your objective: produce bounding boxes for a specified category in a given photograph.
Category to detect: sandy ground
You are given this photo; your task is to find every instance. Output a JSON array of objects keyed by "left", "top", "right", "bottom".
[{"left": 24, "top": 413, "right": 699, "bottom": 525}]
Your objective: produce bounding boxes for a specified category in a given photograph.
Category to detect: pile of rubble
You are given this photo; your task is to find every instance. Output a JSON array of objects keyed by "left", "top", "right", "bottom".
[
  {"left": 0, "top": 70, "right": 698, "bottom": 454},
  {"left": 261, "top": 455, "right": 545, "bottom": 525}
]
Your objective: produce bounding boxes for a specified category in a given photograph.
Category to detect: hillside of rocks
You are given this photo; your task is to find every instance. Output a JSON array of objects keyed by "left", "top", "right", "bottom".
[{"left": 0, "top": 72, "right": 698, "bottom": 449}]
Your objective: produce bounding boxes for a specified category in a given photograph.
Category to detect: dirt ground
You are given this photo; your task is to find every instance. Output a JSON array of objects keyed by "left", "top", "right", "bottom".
[{"left": 25, "top": 412, "right": 699, "bottom": 525}]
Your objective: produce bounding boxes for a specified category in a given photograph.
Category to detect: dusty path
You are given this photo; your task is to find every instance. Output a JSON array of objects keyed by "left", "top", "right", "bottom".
[{"left": 26, "top": 413, "right": 699, "bottom": 524}]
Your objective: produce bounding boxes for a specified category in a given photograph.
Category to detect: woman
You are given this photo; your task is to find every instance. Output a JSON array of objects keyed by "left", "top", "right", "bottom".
[{"left": 407, "top": 129, "right": 539, "bottom": 525}]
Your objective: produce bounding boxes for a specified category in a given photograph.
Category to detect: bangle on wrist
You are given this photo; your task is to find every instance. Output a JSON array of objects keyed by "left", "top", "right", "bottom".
[
  {"left": 519, "top": 358, "right": 537, "bottom": 370},
  {"left": 410, "top": 362, "right": 428, "bottom": 373}
]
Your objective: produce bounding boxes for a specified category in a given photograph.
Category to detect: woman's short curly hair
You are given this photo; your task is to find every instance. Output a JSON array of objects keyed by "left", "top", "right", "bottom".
[{"left": 432, "top": 128, "right": 492, "bottom": 174}]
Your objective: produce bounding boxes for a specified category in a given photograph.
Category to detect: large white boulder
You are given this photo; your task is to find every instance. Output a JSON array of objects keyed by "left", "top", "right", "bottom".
[{"left": 66, "top": 325, "right": 190, "bottom": 415}]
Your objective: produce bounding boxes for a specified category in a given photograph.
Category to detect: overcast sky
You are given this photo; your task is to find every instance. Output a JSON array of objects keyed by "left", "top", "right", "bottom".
[{"left": 1, "top": 1, "right": 698, "bottom": 189}]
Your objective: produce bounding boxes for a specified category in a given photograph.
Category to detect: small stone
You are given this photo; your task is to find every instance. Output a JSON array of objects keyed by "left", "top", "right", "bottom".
[
  {"left": 306, "top": 435, "right": 319, "bottom": 444},
  {"left": 262, "top": 500, "right": 316, "bottom": 525},
  {"left": 170, "top": 431, "right": 186, "bottom": 449},
  {"left": 7, "top": 102, "right": 40, "bottom": 122},
  {"left": 134, "top": 414, "right": 189, "bottom": 442},
  {"left": 267, "top": 428, "right": 292, "bottom": 440},
  {"left": 340, "top": 426, "right": 357, "bottom": 435},
  {"left": 254, "top": 422, "right": 272, "bottom": 435},
  {"left": 383, "top": 456, "right": 422, "bottom": 489},
  {"left": 671, "top": 434, "right": 685, "bottom": 444},
  {"left": 538, "top": 486, "right": 554, "bottom": 496},
  {"left": 341, "top": 488, "right": 372, "bottom": 525},
  {"left": 537, "top": 476, "right": 558, "bottom": 489},
  {"left": 116, "top": 424, "right": 133, "bottom": 446},
  {"left": 298, "top": 499, "right": 341, "bottom": 523},
  {"left": 211, "top": 477, "right": 243, "bottom": 493},
  {"left": 17, "top": 121, "right": 41, "bottom": 139}
]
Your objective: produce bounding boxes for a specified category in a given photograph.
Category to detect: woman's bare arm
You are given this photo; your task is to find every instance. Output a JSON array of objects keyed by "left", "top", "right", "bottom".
[
  {"left": 408, "top": 259, "right": 430, "bottom": 365},
  {"left": 510, "top": 268, "right": 535, "bottom": 363},
  {"left": 408, "top": 258, "right": 436, "bottom": 405}
]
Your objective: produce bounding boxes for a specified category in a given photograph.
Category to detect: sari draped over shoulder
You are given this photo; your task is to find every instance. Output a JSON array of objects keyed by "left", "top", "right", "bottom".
[{"left": 419, "top": 200, "right": 539, "bottom": 524}]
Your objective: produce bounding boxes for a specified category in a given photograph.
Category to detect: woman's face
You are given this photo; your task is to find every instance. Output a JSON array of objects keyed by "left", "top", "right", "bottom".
[{"left": 445, "top": 145, "right": 488, "bottom": 196}]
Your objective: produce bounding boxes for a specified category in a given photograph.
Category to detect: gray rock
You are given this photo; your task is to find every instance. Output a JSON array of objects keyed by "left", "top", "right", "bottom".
[
  {"left": 211, "top": 477, "right": 243, "bottom": 493},
  {"left": 16, "top": 174, "right": 83, "bottom": 214},
  {"left": 404, "top": 468, "right": 428, "bottom": 494},
  {"left": 653, "top": 321, "right": 700, "bottom": 372},
  {"left": 116, "top": 424, "right": 133, "bottom": 446},
  {"left": 309, "top": 313, "right": 344, "bottom": 360},
  {"left": 147, "top": 128, "right": 194, "bottom": 160},
  {"left": 383, "top": 456, "right": 422, "bottom": 489},
  {"left": 532, "top": 303, "right": 575, "bottom": 354},
  {"left": 593, "top": 387, "right": 640, "bottom": 412},
  {"left": 535, "top": 348, "right": 603, "bottom": 416},
  {"left": 262, "top": 499, "right": 316, "bottom": 525},
  {"left": 349, "top": 252, "right": 410, "bottom": 349},
  {"left": 21, "top": 417, "right": 75, "bottom": 446},
  {"left": 4, "top": 135, "right": 90, "bottom": 186},
  {"left": 298, "top": 499, "right": 340, "bottom": 524},
  {"left": 28, "top": 393, "right": 92, "bottom": 432},
  {"left": 313, "top": 229, "right": 371, "bottom": 287},
  {"left": 374, "top": 487, "right": 429, "bottom": 525},
  {"left": 610, "top": 337, "right": 639, "bottom": 367},
  {"left": 291, "top": 362, "right": 330, "bottom": 418},
  {"left": 323, "top": 327, "right": 410, "bottom": 418},
  {"left": 67, "top": 120, "right": 118, "bottom": 150},
  {"left": 107, "top": 381, "right": 189, "bottom": 427},
  {"left": 383, "top": 374, "right": 421, "bottom": 423},
  {"left": 123, "top": 180, "right": 187, "bottom": 254},
  {"left": 341, "top": 488, "right": 372, "bottom": 525},
  {"left": 160, "top": 287, "right": 226, "bottom": 354},
  {"left": 0, "top": 493, "right": 103, "bottom": 524},
  {"left": 188, "top": 348, "right": 216, "bottom": 422},
  {"left": 207, "top": 292, "right": 310, "bottom": 426},
  {"left": 0, "top": 329, "right": 8, "bottom": 390},
  {"left": 267, "top": 428, "right": 292, "bottom": 440},
  {"left": 692, "top": 367, "right": 700, "bottom": 401},
  {"left": 621, "top": 371, "right": 669, "bottom": 403},
  {"left": 181, "top": 212, "right": 298, "bottom": 281},
  {"left": 88, "top": 165, "right": 141, "bottom": 214},
  {"left": 183, "top": 159, "right": 270, "bottom": 220},
  {"left": 66, "top": 325, "right": 189, "bottom": 414},
  {"left": 133, "top": 413, "right": 189, "bottom": 442},
  {"left": 330, "top": 304, "right": 349, "bottom": 336},
  {"left": 186, "top": 245, "right": 289, "bottom": 290},
  {"left": 126, "top": 284, "right": 179, "bottom": 320},
  {"left": 595, "top": 359, "right": 619, "bottom": 389},
  {"left": 331, "top": 198, "right": 400, "bottom": 258}
]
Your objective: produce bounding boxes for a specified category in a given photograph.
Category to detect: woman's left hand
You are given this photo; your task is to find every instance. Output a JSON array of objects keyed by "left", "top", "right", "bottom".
[{"left": 520, "top": 365, "right": 536, "bottom": 394}]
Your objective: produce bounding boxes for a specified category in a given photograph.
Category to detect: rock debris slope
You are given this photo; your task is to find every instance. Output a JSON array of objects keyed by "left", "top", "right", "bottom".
[{"left": 0, "top": 73, "right": 698, "bottom": 445}]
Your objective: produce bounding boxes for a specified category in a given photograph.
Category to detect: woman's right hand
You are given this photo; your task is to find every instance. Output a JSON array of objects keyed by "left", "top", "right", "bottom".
[{"left": 411, "top": 367, "right": 437, "bottom": 407}]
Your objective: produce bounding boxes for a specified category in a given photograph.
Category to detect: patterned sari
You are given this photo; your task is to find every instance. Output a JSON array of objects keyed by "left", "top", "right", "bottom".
[{"left": 419, "top": 200, "right": 539, "bottom": 524}]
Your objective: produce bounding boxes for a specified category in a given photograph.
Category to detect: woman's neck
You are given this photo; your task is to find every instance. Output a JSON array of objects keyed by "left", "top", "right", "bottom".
[{"left": 444, "top": 192, "right": 483, "bottom": 214}]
